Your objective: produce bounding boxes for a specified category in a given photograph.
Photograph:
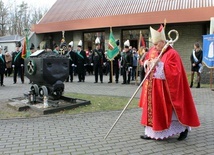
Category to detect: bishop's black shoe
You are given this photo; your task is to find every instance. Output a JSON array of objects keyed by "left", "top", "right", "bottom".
[
  {"left": 140, "top": 135, "right": 151, "bottom": 140},
  {"left": 177, "top": 129, "right": 188, "bottom": 141}
]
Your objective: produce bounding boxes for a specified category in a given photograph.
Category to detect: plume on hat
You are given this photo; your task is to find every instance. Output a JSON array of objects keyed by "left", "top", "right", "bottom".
[
  {"left": 68, "top": 41, "right": 73, "bottom": 47},
  {"left": 95, "top": 37, "right": 100, "bottom": 44},
  {"left": 77, "top": 40, "right": 82, "bottom": 47},
  {"left": 124, "top": 40, "right": 130, "bottom": 47}
]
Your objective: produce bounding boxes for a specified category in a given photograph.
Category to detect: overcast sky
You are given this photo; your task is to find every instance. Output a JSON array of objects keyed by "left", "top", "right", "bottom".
[{"left": 2, "top": 0, "right": 57, "bottom": 9}]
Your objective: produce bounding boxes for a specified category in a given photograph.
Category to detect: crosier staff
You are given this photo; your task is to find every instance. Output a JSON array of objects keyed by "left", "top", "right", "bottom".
[{"left": 104, "top": 29, "right": 179, "bottom": 140}]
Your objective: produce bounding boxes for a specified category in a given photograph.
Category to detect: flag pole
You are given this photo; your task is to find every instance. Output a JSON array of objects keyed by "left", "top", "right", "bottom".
[
  {"left": 111, "top": 60, "right": 113, "bottom": 83},
  {"left": 210, "top": 68, "right": 213, "bottom": 90},
  {"left": 135, "top": 31, "right": 142, "bottom": 85},
  {"left": 135, "top": 56, "right": 139, "bottom": 85}
]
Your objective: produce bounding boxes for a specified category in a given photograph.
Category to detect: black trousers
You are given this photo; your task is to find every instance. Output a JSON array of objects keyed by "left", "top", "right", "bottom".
[
  {"left": 94, "top": 64, "right": 103, "bottom": 82},
  {"left": 122, "top": 69, "right": 131, "bottom": 84},
  {"left": 78, "top": 73, "right": 85, "bottom": 82},
  {"left": 0, "top": 73, "right": 4, "bottom": 85},
  {"left": 13, "top": 67, "right": 24, "bottom": 83},
  {"left": 109, "top": 65, "right": 119, "bottom": 82},
  {"left": 67, "top": 65, "right": 74, "bottom": 82},
  {"left": 5, "top": 68, "right": 12, "bottom": 76}
]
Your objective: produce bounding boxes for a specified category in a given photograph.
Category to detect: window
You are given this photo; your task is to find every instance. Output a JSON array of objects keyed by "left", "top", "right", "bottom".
[
  {"left": 83, "top": 32, "right": 105, "bottom": 51},
  {"left": 122, "top": 29, "right": 149, "bottom": 49}
]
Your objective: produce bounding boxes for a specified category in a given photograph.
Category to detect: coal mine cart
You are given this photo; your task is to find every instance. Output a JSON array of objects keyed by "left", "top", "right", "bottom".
[{"left": 25, "top": 50, "right": 69, "bottom": 100}]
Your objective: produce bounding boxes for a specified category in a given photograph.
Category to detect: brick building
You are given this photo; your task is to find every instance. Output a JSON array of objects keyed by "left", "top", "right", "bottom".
[{"left": 31, "top": 0, "right": 214, "bottom": 73}]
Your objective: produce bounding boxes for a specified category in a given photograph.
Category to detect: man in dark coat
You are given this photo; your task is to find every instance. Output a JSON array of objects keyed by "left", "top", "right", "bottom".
[
  {"left": 76, "top": 40, "right": 87, "bottom": 82},
  {"left": 108, "top": 40, "right": 120, "bottom": 83},
  {"left": 0, "top": 46, "right": 6, "bottom": 86},
  {"left": 12, "top": 41, "right": 24, "bottom": 84},
  {"left": 92, "top": 37, "right": 105, "bottom": 83},
  {"left": 121, "top": 40, "right": 133, "bottom": 84},
  {"left": 66, "top": 41, "right": 76, "bottom": 82}
]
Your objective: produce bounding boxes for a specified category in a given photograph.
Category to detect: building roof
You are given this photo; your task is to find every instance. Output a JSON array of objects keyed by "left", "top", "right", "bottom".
[
  {"left": 0, "top": 35, "right": 24, "bottom": 43},
  {"left": 32, "top": 0, "right": 214, "bottom": 33}
]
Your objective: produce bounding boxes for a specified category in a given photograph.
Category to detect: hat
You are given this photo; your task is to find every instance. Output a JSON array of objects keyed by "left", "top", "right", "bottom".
[
  {"left": 116, "top": 40, "right": 120, "bottom": 46},
  {"left": 68, "top": 41, "right": 73, "bottom": 47},
  {"left": 16, "top": 41, "right": 21, "bottom": 47},
  {"left": 0, "top": 46, "right": 2, "bottom": 49},
  {"left": 30, "top": 43, "right": 35, "bottom": 50},
  {"left": 95, "top": 37, "right": 100, "bottom": 45},
  {"left": 150, "top": 24, "right": 166, "bottom": 44},
  {"left": 77, "top": 40, "right": 82, "bottom": 47},
  {"left": 124, "top": 40, "right": 130, "bottom": 48}
]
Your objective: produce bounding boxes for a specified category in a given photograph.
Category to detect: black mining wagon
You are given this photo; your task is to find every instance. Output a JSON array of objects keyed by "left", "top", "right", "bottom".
[{"left": 25, "top": 50, "right": 69, "bottom": 100}]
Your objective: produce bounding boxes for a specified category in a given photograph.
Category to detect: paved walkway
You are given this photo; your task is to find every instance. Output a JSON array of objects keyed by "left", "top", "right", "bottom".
[{"left": 0, "top": 75, "right": 213, "bottom": 155}]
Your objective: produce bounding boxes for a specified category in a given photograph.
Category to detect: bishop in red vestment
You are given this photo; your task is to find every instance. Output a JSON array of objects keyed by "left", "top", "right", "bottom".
[{"left": 139, "top": 25, "right": 200, "bottom": 140}]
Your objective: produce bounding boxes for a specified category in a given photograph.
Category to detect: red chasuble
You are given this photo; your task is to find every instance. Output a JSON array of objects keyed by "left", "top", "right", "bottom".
[{"left": 139, "top": 46, "right": 200, "bottom": 131}]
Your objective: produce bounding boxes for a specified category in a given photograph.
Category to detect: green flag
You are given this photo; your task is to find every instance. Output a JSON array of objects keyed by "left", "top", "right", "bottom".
[{"left": 107, "top": 29, "right": 119, "bottom": 61}]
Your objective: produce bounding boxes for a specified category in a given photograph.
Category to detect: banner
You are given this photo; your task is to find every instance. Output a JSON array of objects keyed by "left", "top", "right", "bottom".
[
  {"left": 137, "top": 31, "right": 146, "bottom": 55},
  {"left": 202, "top": 34, "right": 214, "bottom": 68},
  {"left": 106, "top": 29, "right": 119, "bottom": 61},
  {"left": 21, "top": 36, "right": 31, "bottom": 59}
]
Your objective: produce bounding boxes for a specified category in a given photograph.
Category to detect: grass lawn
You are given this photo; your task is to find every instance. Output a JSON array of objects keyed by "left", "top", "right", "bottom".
[{"left": 0, "top": 93, "right": 139, "bottom": 119}]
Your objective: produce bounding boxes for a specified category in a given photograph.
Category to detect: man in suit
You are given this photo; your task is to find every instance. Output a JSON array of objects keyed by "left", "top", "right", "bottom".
[
  {"left": 12, "top": 41, "right": 24, "bottom": 84},
  {"left": 0, "top": 46, "right": 6, "bottom": 86},
  {"left": 66, "top": 41, "right": 76, "bottom": 82},
  {"left": 121, "top": 40, "right": 133, "bottom": 84},
  {"left": 91, "top": 37, "right": 105, "bottom": 83},
  {"left": 108, "top": 40, "right": 120, "bottom": 83},
  {"left": 76, "top": 40, "right": 87, "bottom": 82}
]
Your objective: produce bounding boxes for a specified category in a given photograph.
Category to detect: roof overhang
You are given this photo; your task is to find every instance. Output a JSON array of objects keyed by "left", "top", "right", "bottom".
[{"left": 32, "top": 7, "right": 213, "bottom": 34}]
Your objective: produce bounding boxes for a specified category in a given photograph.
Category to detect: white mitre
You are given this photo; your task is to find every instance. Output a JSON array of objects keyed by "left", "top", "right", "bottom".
[{"left": 150, "top": 25, "right": 166, "bottom": 44}]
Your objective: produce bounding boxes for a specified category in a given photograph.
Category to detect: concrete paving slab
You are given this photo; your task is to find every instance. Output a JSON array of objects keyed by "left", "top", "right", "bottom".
[{"left": 0, "top": 75, "right": 213, "bottom": 154}]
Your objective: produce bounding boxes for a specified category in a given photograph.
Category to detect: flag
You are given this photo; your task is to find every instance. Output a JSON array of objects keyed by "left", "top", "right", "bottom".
[
  {"left": 21, "top": 36, "right": 31, "bottom": 59},
  {"left": 106, "top": 28, "right": 119, "bottom": 61},
  {"left": 137, "top": 31, "right": 146, "bottom": 55},
  {"left": 138, "top": 31, "right": 146, "bottom": 48}
]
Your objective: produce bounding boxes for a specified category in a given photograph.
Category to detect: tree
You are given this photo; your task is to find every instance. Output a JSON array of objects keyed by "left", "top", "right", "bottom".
[
  {"left": 30, "top": 7, "right": 47, "bottom": 25},
  {"left": 0, "top": 0, "right": 9, "bottom": 36},
  {"left": 0, "top": 0, "right": 48, "bottom": 36}
]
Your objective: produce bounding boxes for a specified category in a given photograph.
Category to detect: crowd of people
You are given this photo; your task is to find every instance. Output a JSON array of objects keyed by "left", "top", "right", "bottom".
[
  {"left": 64, "top": 37, "right": 150, "bottom": 84},
  {"left": 0, "top": 32, "right": 203, "bottom": 90},
  {"left": 0, "top": 37, "right": 149, "bottom": 86}
]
